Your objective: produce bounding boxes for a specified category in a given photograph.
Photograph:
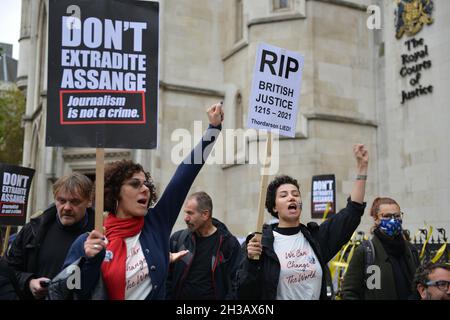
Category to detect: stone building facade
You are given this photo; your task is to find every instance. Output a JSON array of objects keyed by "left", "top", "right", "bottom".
[{"left": 17, "top": 0, "right": 450, "bottom": 238}]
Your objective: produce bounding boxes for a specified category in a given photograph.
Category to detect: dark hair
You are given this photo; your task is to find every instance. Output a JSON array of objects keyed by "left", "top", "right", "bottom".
[
  {"left": 265, "top": 175, "right": 300, "bottom": 218},
  {"left": 53, "top": 172, "right": 93, "bottom": 201},
  {"left": 104, "top": 160, "right": 157, "bottom": 214},
  {"left": 412, "top": 262, "right": 450, "bottom": 291},
  {"left": 187, "top": 191, "right": 213, "bottom": 217}
]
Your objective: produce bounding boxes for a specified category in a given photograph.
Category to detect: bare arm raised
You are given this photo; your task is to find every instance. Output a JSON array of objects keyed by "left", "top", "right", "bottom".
[{"left": 350, "top": 144, "right": 369, "bottom": 204}]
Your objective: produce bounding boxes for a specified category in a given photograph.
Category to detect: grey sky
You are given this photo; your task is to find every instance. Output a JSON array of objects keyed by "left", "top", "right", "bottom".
[{"left": 0, "top": 0, "right": 22, "bottom": 59}]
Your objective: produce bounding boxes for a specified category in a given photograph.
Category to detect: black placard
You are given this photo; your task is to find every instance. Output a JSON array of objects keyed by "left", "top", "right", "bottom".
[
  {"left": 0, "top": 164, "right": 35, "bottom": 226},
  {"left": 46, "top": 0, "right": 159, "bottom": 149},
  {"left": 311, "top": 174, "right": 336, "bottom": 219}
]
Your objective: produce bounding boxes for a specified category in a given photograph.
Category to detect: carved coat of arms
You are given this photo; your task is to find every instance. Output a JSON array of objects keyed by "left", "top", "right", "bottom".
[{"left": 395, "top": 0, "right": 434, "bottom": 39}]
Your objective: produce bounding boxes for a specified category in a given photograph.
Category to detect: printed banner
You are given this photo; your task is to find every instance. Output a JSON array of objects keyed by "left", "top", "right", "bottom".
[
  {"left": 311, "top": 174, "right": 336, "bottom": 219},
  {"left": 247, "top": 43, "right": 304, "bottom": 137},
  {"left": 47, "top": 0, "right": 159, "bottom": 148},
  {"left": 0, "top": 164, "right": 35, "bottom": 226}
]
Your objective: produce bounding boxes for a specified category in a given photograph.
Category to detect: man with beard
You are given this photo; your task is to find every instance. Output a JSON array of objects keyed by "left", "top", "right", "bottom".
[
  {"left": 4, "top": 172, "right": 94, "bottom": 299},
  {"left": 413, "top": 262, "right": 450, "bottom": 300},
  {"left": 166, "top": 191, "right": 242, "bottom": 300}
]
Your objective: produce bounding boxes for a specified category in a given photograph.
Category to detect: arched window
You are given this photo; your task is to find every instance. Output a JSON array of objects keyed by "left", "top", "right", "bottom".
[
  {"left": 235, "top": 0, "right": 243, "bottom": 42},
  {"left": 273, "top": 0, "right": 290, "bottom": 11},
  {"left": 235, "top": 92, "right": 243, "bottom": 128}
]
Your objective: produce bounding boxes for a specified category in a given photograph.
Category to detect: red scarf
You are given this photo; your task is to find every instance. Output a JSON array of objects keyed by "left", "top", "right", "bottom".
[{"left": 101, "top": 214, "right": 144, "bottom": 300}]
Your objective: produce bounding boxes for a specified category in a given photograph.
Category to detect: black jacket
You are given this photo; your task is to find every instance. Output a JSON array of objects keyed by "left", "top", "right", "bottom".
[
  {"left": 342, "top": 233, "right": 419, "bottom": 300},
  {"left": 166, "top": 218, "right": 242, "bottom": 300},
  {"left": 4, "top": 204, "right": 94, "bottom": 298},
  {"left": 235, "top": 198, "right": 366, "bottom": 300},
  {"left": 0, "top": 258, "right": 24, "bottom": 300}
]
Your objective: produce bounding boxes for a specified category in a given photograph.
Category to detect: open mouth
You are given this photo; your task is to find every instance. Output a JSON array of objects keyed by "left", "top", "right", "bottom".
[
  {"left": 137, "top": 198, "right": 148, "bottom": 206},
  {"left": 288, "top": 203, "right": 298, "bottom": 212}
]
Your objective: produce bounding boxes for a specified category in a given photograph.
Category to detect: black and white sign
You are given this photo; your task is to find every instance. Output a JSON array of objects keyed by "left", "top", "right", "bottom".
[
  {"left": 400, "top": 37, "right": 433, "bottom": 104},
  {"left": 311, "top": 174, "right": 336, "bottom": 219},
  {"left": 247, "top": 43, "right": 304, "bottom": 137},
  {"left": 0, "top": 164, "right": 35, "bottom": 226},
  {"left": 46, "top": 0, "right": 159, "bottom": 148}
]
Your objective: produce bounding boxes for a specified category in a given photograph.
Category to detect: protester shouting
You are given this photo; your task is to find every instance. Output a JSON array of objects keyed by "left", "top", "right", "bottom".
[
  {"left": 62, "top": 103, "right": 224, "bottom": 300},
  {"left": 235, "top": 144, "right": 368, "bottom": 300}
]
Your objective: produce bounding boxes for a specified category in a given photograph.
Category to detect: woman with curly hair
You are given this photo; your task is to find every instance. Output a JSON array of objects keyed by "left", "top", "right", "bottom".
[
  {"left": 235, "top": 144, "right": 369, "bottom": 300},
  {"left": 61, "top": 103, "right": 224, "bottom": 300}
]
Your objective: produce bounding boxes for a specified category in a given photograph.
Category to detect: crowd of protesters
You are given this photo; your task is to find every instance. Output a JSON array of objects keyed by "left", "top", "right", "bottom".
[{"left": 0, "top": 104, "right": 448, "bottom": 301}]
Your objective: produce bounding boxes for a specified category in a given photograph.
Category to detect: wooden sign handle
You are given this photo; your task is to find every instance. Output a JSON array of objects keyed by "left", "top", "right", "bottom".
[
  {"left": 95, "top": 148, "right": 105, "bottom": 233},
  {"left": 251, "top": 131, "right": 272, "bottom": 260},
  {"left": 1, "top": 225, "right": 12, "bottom": 257}
]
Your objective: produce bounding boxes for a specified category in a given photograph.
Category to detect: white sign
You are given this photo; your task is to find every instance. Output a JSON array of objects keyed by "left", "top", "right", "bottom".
[{"left": 247, "top": 43, "right": 304, "bottom": 137}]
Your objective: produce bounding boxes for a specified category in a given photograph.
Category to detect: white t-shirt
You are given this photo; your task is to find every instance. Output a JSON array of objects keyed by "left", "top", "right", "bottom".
[
  {"left": 124, "top": 233, "right": 152, "bottom": 300},
  {"left": 273, "top": 229, "right": 323, "bottom": 300}
]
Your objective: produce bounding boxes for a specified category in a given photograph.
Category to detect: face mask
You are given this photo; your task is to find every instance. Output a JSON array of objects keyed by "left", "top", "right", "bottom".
[{"left": 379, "top": 218, "right": 403, "bottom": 237}]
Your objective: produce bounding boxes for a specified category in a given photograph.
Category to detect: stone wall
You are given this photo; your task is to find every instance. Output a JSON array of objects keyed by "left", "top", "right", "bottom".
[{"left": 18, "top": 0, "right": 449, "bottom": 238}]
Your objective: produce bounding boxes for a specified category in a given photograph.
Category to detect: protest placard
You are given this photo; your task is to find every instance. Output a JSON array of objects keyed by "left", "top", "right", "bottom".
[
  {"left": 47, "top": 0, "right": 159, "bottom": 231},
  {"left": 0, "top": 164, "right": 35, "bottom": 226},
  {"left": 311, "top": 174, "right": 336, "bottom": 219},
  {"left": 247, "top": 43, "right": 304, "bottom": 138},
  {"left": 46, "top": 0, "right": 159, "bottom": 149}
]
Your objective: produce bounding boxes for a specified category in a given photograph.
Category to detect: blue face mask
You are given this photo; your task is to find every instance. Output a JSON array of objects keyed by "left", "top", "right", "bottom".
[{"left": 379, "top": 218, "right": 403, "bottom": 237}]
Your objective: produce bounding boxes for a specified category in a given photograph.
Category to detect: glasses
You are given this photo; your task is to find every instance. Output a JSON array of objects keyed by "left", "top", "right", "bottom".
[
  {"left": 425, "top": 280, "right": 450, "bottom": 292},
  {"left": 124, "top": 178, "right": 152, "bottom": 190},
  {"left": 379, "top": 212, "right": 404, "bottom": 220}
]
